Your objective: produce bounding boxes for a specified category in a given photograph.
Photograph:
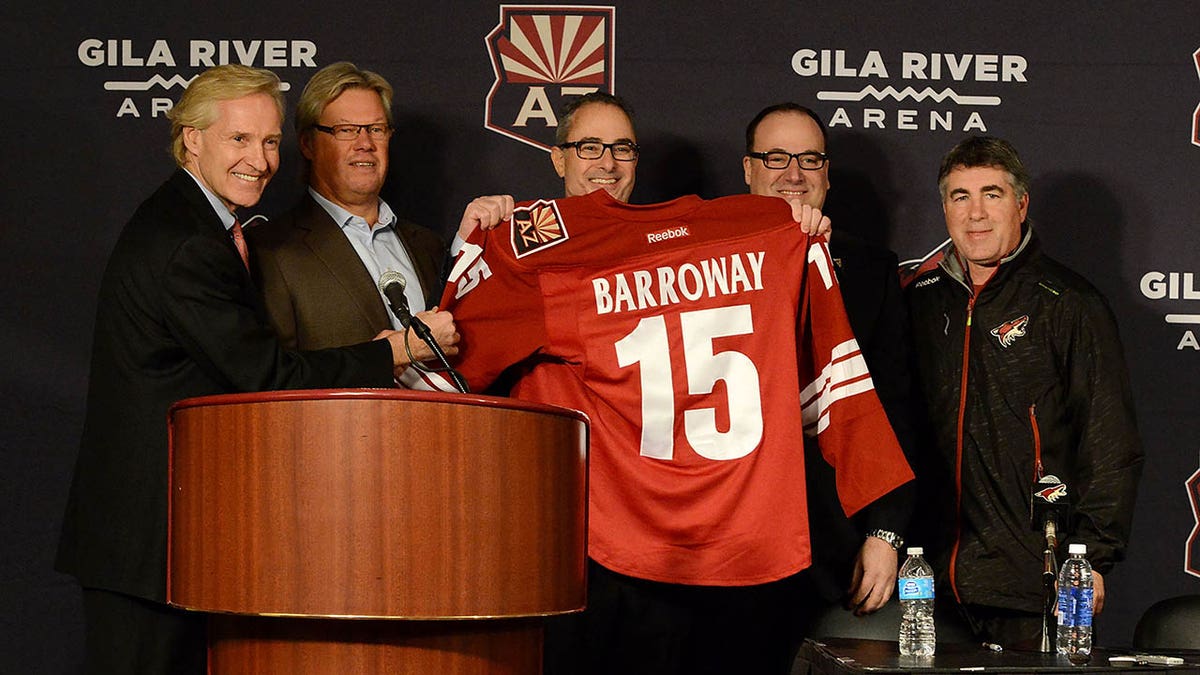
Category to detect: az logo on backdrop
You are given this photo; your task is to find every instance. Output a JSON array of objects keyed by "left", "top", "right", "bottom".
[
  {"left": 484, "top": 5, "right": 615, "bottom": 152},
  {"left": 1188, "top": 462, "right": 1200, "bottom": 578},
  {"left": 1192, "top": 47, "right": 1200, "bottom": 147}
]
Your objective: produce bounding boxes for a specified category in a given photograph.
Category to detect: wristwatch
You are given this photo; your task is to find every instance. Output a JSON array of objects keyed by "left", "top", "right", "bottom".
[{"left": 865, "top": 528, "right": 905, "bottom": 551}]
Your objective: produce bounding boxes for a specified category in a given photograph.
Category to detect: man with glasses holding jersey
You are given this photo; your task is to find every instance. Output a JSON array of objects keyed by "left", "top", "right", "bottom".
[
  {"left": 743, "top": 102, "right": 919, "bottom": 643},
  {"left": 460, "top": 93, "right": 865, "bottom": 675}
]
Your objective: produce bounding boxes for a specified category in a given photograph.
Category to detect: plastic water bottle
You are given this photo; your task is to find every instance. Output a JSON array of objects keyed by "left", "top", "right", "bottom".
[
  {"left": 1056, "top": 543, "right": 1093, "bottom": 664},
  {"left": 898, "top": 546, "right": 936, "bottom": 656}
]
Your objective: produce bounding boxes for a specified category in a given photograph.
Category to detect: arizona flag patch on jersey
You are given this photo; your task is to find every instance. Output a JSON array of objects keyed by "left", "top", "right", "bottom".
[
  {"left": 511, "top": 199, "right": 569, "bottom": 258},
  {"left": 990, "top": 314, "right": 1030, "bottom": 348}
]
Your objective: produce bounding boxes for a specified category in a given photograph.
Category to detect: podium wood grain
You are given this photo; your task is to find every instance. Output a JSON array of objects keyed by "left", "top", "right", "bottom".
[{"left": 167, "top": 389, "right": 588, "bottom": 673}]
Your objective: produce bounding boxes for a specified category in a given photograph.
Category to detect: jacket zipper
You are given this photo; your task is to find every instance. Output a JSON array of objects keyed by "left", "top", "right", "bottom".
[
  {"left": 1030, "top": 404, "right": 1043, "bottom": 481},
  {"left": 949, "top": 294, "right": 975, "bottom": 604}
]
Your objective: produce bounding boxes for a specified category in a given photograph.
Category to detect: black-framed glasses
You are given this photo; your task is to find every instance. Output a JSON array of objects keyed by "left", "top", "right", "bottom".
[
  {"left": 747, "top": 150, "right": 827, "bottom": 171},
  {"left": 558, "top": 140, "right": 640, "bottom": 161},
  {"left": 313, "top": 123, "right": 393, "bottom": 141}
]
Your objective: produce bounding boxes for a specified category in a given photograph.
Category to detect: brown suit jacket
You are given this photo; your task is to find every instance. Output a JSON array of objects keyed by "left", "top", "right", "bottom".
[{"left": 248, "top": 193, "right": 448, "bottom": 350}]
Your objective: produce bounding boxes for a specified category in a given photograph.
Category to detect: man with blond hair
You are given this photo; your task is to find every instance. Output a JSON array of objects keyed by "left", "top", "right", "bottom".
[{"left": 56, "top": 64, "right": 457, "bottom": 673}]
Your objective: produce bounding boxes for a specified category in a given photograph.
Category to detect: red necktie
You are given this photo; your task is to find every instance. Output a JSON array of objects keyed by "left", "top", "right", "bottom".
[{"left": 230, "top": 219, "right": 250, "bottom": 271}]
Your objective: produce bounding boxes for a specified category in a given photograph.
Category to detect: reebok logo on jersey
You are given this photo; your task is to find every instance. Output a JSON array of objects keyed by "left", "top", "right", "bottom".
[
  {"left": 511, "top": 199, "right": 569, "bottom": 258},
  {"left": 645, "top": 226, "right": 690, "bottom": 244},
  {"left": 990, "top": 314, "right": 1030, "bottom": 348},
  {"left": 913, "top": 275, "right": 941, "bottom": 288}
]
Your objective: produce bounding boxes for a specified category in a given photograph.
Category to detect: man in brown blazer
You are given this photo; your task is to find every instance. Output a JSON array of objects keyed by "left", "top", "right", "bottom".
[{"left": 250, "top": 62, "right": 449, "bottom": 350}]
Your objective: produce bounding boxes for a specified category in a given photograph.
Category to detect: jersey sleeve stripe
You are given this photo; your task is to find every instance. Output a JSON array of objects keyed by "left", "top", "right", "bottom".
[{"left": 800, "top": 338, "right": 876, "bottom": 437}]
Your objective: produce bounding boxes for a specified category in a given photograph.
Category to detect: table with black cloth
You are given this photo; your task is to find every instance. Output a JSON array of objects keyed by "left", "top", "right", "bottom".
[{"left": 795, "top": 638, "right": 1200, "bottom": 674}]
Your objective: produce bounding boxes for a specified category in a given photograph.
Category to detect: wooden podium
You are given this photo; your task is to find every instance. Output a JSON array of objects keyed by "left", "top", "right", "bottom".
[{"left": 166, "top": 389, "right": 588, "bottom": 674}]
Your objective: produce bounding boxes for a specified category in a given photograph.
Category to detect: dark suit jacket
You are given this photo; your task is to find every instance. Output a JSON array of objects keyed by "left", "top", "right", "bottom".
[
  {"left": 803, "top": 232, "right": 920, "bottom": 602},
  {"left": 247, "top": 193, "right": 447, "bottom": 350},
  {"left": 55, "top": 170, "right": 396, "bottom": 602}
]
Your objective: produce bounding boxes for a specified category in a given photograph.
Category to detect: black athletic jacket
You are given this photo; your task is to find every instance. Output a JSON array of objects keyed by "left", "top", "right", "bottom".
[{"left": 906, "top": 225, "right": 1143, "bottom": 613}]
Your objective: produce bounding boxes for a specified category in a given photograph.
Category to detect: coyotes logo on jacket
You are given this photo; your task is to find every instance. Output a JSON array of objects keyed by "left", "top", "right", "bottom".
[
  {"left": 423, "top": 190, "right": 913, "bottom": 586},
  {"left": 990, "top": 314, "right": 1030, "bottom": 348}
]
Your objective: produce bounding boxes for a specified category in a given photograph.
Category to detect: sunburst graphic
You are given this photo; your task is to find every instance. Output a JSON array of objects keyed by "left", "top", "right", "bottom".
[
  {"left": 518, "top": 205, "right": 562, "bottom": 244},
  {"left": 497, "top": 14, "right": 607, "bottom": 84},
  {"left": 483, "top": 6, "right": 614, "bottom": 152},
  {"left": 511, "top": 200, "right": 569, "bottom": 258}
]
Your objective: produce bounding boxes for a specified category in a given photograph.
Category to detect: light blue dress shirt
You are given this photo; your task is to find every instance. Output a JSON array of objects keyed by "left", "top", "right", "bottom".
[{"left": 309, "top": 188, "right": 426, "bottom": 331}]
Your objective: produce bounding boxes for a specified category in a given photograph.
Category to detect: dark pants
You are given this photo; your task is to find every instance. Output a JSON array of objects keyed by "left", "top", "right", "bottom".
[
  {"left": 545, "top": 560, "right": 810, "bottom": 675},
  {"left": 81, "top": 588, "right": 206, "bottom": 675},
  {"left": 956, "top": 603, "right": 1046, "bottom": 649}
]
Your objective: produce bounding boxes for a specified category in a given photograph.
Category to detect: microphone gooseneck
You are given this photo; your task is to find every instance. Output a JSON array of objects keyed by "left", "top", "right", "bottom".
[{"left": 377, "top": 271, "right": 470, "bottom": 393}]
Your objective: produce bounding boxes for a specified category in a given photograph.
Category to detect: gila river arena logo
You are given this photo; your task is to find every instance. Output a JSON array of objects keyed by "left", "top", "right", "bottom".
[{"left": 76, "top": 37, "right": 318, "bottom": 119}]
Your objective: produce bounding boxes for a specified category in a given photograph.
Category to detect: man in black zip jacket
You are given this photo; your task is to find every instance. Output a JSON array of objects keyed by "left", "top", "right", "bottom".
[{"left": 905, "top": 136, "right": 1143, "bottom": 646}]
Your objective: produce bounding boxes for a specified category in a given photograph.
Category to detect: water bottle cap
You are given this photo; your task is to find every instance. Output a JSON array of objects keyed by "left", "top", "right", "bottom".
[
  {"left": 1068, "top": 543, "right": 1087, "bottom": 555},
  {"left": 906, "top": 546, "right": 923, "bottom": 555}
]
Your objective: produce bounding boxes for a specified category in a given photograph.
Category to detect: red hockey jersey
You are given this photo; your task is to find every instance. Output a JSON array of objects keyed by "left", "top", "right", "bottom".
[{"left": 426, "top": 190, "right": 913, "bottom": 585}]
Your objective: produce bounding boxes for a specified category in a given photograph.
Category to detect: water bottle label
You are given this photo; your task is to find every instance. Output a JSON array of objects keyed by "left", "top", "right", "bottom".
[
  {"left": 898, "top": 577, "right": 935, "bottom": 600},
  {"left": 1056, "top": 587, "right": 1094, "bottom": 627}
]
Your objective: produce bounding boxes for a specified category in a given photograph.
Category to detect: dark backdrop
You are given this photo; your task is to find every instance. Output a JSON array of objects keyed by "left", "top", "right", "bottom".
[{"left": 3, "top": 2, "right": 1198, "bottom": 671}]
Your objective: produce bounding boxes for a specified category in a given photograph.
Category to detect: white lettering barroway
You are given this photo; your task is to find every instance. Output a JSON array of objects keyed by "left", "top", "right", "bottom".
[{"left": 592, "top": 251, "right": 765, "bottom": 314}]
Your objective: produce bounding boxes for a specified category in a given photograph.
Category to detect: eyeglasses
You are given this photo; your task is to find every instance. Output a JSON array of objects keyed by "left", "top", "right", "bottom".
[
  {"left": 313, "top": 123, "right": 393, "bottom": 141},
  {"left": 747, "top": 151, "right": 827, "bottom": 171},
  {"left": 558, "top": 140, "right": 640, "bottom": 161}
]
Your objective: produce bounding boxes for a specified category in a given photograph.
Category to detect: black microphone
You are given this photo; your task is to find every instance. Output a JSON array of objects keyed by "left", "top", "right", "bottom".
[
  {"left": 1032, "top": 473, "right": 1068, "bottom": 652},
  {"left": 377, "top": 271, "right": 470, "bottom": 394},
  {"left": 379, "top": 270, "right": 415, "bottom": 328},
  {"left": 1031, "top": 473, "right": 1070, "bottom": 592}
]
